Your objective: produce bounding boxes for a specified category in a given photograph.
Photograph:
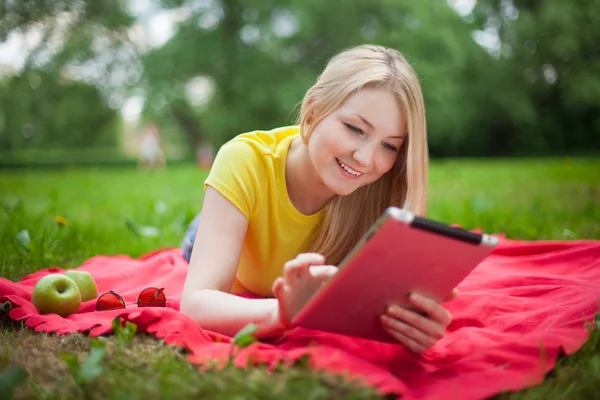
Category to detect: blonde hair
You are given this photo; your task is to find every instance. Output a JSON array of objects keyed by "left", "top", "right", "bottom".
[{"left": 299, "top": 44, "right": 429, "bottom": 266}]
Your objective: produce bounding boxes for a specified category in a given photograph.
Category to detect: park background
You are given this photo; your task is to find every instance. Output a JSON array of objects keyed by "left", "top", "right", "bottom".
[
  {"left": 0, "top": 1, "right": 599, "bottom": 399},
  {"left": 1, "top": 0, "right": 599, "bottom": 166}
]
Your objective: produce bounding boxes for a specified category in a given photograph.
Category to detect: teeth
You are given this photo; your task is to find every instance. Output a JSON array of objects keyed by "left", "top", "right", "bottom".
[{"left": 337, "top": 159, "right": 362, "bottom": 176}]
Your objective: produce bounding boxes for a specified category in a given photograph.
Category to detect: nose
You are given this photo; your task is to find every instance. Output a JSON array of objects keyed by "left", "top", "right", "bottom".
[{"left": 352, "top": 144, "right": 376, "bottom": 169}]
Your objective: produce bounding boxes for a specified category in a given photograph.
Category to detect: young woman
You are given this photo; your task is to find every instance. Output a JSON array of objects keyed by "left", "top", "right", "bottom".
[{"left": 180, "top": 44, "right": 456, "bottom": 354}]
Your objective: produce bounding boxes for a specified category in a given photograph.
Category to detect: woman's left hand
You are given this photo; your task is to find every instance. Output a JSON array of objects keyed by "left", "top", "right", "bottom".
[{"left": 380, "top": 289, "right": 458, "bottom": 354}]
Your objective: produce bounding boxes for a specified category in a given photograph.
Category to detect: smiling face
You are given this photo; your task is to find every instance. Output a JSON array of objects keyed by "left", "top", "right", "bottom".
[{"left": 306, "top": 87, "right": 407, "bottom": 197}]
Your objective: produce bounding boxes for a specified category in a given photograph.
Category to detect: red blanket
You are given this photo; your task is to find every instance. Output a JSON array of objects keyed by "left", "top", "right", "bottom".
[{"left": 1, "top": 237, "right": 599, "bottom": 400}]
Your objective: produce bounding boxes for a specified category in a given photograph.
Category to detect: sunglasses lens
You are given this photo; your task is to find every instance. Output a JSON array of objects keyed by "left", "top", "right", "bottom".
[
  {"left": 137, "top": 288, "right": 166, "bottom": 307},
  {"left": 96, "top": 292, "right": 125, "bottom": 311}
]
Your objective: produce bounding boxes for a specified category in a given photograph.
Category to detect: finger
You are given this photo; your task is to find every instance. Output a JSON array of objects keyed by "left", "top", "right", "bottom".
[
  {"left": 309, "top": 265, "right": 338, "bottom": 281},
  {"left": 408, "top": 292, "right": 452, "bottom": 328},
  {"left": 296, "top": 253, "right": 326, "bottom": 265},
  {"left": 283, "top": 259, "right": 307, "bottom": 282},
  {"left": 272, "top": 277, "right": 285, "bottom": 300},
  {"left": 443, "top": 288, "right": 459, "bottom": 302},
  {"left": 386, "top": 305, "right": 445, "bottom": 339},
  {"left": 271, "top": 278, "right": 293, "bottom": 326},
  {"left": 381, "top": 312, "right": 440, "bottom": 349},
  {"left": 284, "top": 253, "right": 325, "bottom": 283},
  {"left": 381, "top": 318, "right": 431, "bottom": 353}
]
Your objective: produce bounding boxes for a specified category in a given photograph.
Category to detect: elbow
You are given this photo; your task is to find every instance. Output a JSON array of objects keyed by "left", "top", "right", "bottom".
[
  {"left": 180, "top": 297, "right": 189, "bottom": 316},
  {"left": 180, "top": 285, "right": 199, "bottom": 317},
  {"left": 179, "top": 287, "right": 216, "bottom": 319},
  {"left": 180, "top": 289, "right": 197, "bottom": 317}
]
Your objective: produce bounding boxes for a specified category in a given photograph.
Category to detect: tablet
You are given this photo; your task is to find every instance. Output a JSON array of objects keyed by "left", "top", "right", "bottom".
[{"left": 290, "top": 206, "right": 499, "bottom": 343}]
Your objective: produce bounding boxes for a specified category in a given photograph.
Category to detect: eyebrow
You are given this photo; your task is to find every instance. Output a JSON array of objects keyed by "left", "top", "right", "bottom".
[{"left": 351, "top": 113, "right": 406, "bottom": 139}]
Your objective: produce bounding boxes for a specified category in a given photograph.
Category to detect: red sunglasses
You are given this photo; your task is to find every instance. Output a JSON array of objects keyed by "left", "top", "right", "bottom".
[{"left": 95, "top": 287, "right": 167, "bottom": 311}]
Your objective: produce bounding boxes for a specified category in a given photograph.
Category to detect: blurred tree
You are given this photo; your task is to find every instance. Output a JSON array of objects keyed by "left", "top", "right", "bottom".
[
  {"left": 281, "top": 0, "right": 500, "bottom": 156},
  {"left": 0, "top": 0, "right": 137, "bottom": 151},
  {"left": 472, "top": 0, "right": 600, "bottom": 155},
  {"left": 0, "top": 69, "right": 120, "bottom": 150},
  {"left": 140, "top": 0, "right": 497, "bottom": 156},
  {"left": 1, "top": 0, "right": 598, "bottom": 159}
]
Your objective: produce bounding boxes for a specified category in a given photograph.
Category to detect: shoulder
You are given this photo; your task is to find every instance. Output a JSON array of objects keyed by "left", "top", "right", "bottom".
[
  {"left": 204, "top": 126, "right": 299, "bottom": 219},
  {"left": 220, "top": 125, "right": 300, "bottom": 160},
  {"left": 210, "top": 125, "right": 299, "bottom": 177}
]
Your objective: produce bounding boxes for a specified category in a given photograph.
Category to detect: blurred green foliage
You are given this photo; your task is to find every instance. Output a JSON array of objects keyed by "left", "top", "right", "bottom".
[
  {"left": 0, "top": 0, "right": 598, "bottom": 163},
  {"left": 0, "top": 70, "right": 121, "bottom": 150}
]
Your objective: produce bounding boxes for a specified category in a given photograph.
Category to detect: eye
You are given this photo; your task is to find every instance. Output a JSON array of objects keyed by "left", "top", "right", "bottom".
[
  {"left": 343, "top": 122, "right": 364, "bottom": 135},
  {"left": 383, "top": 143, "right": 398, "bottom": 152}
]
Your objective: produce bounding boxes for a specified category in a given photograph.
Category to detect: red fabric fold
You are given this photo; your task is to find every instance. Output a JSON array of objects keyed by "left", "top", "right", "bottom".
[{"left": 1, "top": 237, "right": 599, "bottom": 400}]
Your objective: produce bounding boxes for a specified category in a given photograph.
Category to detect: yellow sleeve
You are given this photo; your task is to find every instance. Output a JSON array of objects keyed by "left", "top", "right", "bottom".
[{"left": 203, "top": 140, "right": 265, "bottom": 220}]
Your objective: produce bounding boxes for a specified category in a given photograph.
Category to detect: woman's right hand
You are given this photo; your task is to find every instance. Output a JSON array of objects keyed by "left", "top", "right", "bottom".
[{"left": 272, "top": 253, "right": 338, "bottom": 328}]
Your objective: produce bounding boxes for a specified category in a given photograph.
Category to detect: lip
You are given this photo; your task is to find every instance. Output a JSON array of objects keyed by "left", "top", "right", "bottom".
[{"left": 336, "top": 158, "right": 363, "bottom": 178}]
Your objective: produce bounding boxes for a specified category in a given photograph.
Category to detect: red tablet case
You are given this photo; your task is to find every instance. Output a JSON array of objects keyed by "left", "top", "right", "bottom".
[{"left": 291, "top": 208, "right": 498, "bottom": 343}]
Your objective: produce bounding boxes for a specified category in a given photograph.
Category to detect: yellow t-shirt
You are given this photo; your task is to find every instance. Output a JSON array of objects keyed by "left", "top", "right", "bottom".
[{"left": 204, "top": 126, "right": 324, "bottom": 297}]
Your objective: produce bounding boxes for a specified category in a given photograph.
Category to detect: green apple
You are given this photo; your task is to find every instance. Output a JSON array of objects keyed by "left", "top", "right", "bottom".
[
  {"left": 31, "top": 274, "right": 81, "bottom": 316},
  {"left": 64, "top": 271, "right": 98, "bottom": 302}
]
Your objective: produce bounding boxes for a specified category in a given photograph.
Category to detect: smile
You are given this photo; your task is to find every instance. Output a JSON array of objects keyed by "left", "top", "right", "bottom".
[{"left": 336, "top": 158, "right": 363, "bottom": 177}]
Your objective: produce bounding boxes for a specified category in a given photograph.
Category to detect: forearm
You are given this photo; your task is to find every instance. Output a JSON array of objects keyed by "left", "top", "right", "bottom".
[{"left": 180, "top": 289, "right": 285, "bottom": 338}]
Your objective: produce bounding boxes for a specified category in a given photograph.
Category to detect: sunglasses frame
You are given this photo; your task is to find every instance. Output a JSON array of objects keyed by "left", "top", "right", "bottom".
[{"left": 95, "top": 287, "right": 167, "bottom": 311}]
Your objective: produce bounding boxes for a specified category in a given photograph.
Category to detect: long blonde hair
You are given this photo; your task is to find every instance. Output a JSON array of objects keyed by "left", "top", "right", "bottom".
[{"left": 299, "top": 44, "right": 429, "bottom": 266}]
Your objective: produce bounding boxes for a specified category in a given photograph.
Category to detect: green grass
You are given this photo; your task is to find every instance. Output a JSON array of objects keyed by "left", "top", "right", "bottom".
[{"left": 0, "top": 157, "right": 599, "bottom": 399}]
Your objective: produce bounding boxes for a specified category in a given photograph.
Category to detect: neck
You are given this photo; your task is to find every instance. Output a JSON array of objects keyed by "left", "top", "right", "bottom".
[{"left": 286, "top": 137, "right": 336, "bottom": 215}]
